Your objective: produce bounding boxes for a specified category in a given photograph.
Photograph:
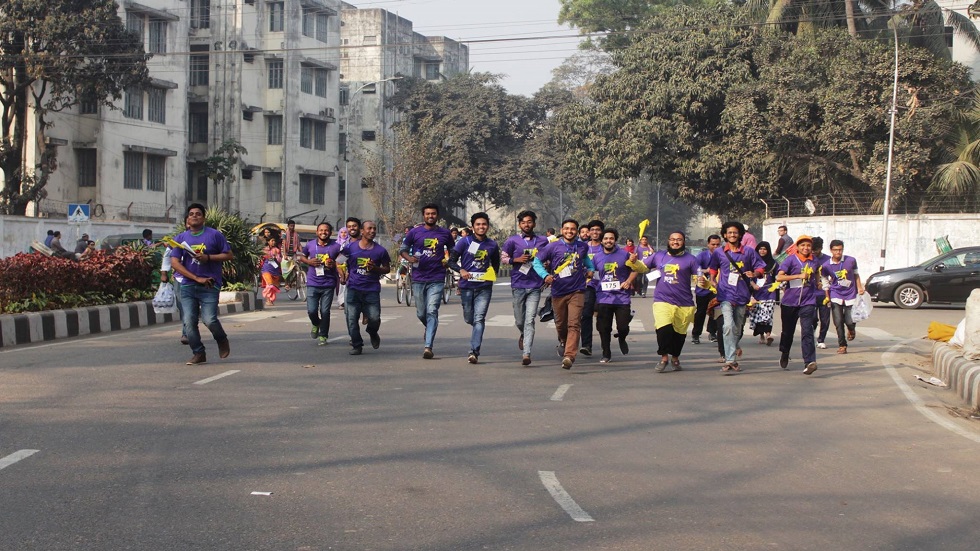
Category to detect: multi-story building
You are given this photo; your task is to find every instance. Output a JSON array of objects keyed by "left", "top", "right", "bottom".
[
  {"left": 338, "top": 3, "right": 469, "bottom": 228},
  {"left": 25, "top": 0, "right": 343, "bottom": 226}
]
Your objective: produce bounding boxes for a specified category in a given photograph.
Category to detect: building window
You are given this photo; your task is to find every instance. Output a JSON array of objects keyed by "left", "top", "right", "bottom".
[
  {"left": 301, "top": 67, "right": 313, "bottom": 94},
  {"left": 268, "top": 59, "right": 283, "bottom": 89},
  {"left": 338, "top": 178, "right": 345, "bottom": 202},
  {"left": 945, "top": 26, "right": 954, "bottom": 49},
  {"left": 302, "top": 8, "right": 315, "bottom": 37},
  {"left": 339, "top": 86, "right": 349, "bottom": 106},
  {"left": 314, "top": 120, "right": 326, "bottom": 150},
  {"left": 269, "top": 2, "right": 284, "bottom": 32},
  {"left": 426, "top": 62, "right": 440, "bottom": 81},
  {"left": 265, "top": 172, "right": 282, "bottom": 202},
  {"left": 80, "top": 96, "right": 98, "bottom": 115},
  {"left": 124, "top": 87, "right": 143, "bottom": 119},
  {"left": 267, "top": 115, "right": 283, "bottom": 145},
  {"left": 124, "top": 151, "right": 143, "bottom": 190},
  {"left": 191, "top": 0, "right": 210, "bottom": 29},
  {"left": 190, "top": 45, "right": 209, "bottom": 86},
  {"left": 312, "top": 176, "right": 326, "bottom": 204},
  {"left": 298, "top": 174, "right": 326, "bottom": 205},
  {"left": 339, "top": 132, "right": 346, "bottom": 157},
  {"left": 363, "top": 35, "right": 377, "bottom": 45},
  {"left": 147, "top": 88, "right": 166, "bottom": 124},
  {"left": 362, "top": 130, "right": 376, "bottom": 141},
  {"left": 127, "top": 12, "right": 144, "bottom": 42},
  {"left": 148, "top": 19, "right": 167, "bottom": 53},
  {"left": 300, "top": 119, "right": 327, "bottom": 150},
  {"left": 189, "top": 103, "right": 208, "bottom": 143},
  {"left": 76, "top": 149, "right": 97, "bottom": 187},
  {"left": 316, "top": 13, "right": 329, "bottom": 42},
  {"left": 196, "top": 175, "right": 208, "bottom": 201},
  {"left": 147, "top": 155, "right": 166, "bottom": 192},
  {"left": 315, "top": 69, "right": 327, "bottom": 98}
]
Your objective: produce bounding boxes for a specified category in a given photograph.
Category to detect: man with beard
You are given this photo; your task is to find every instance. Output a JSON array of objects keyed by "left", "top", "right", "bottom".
[
  {"left": 776, "top": 235, "right": 820, "bottom": 374},
  {"left": 339, "top": 221, "right": 390, "bottom": 355},
  {"left": 299, "top": 222, "right": 342, "bottom": 346},
  {"left": 811, "top": 236, "right": 832, "bottom": 349},
  {"left": 532, "top": 219, "right": 595, "bottom": 370},
  {"left": 708, "top": 221, "right": 765, "bottom": 374},
  {"left": 579, "top": 219, "right": 605, "bottom": 357},
  {"left": 448, "top": 212, "right": 501, "bottom": 364},
  {"left": 644, "top": 231, "right": 700, "bottom": 372},
  {"left": 336, "top": 217, "right": 361, "bottom": 310},
  {"left": 593, "top": 228, "right": 646, "bottom": 363},
  {"left": 691, "top": 234, "right": 721, "bottom": 344},
  {"left": 400, "top": 204, "right": 454, "bottom": 359},
  {"left": 501, "top": 210, "right": 550, "bottom": 366}
]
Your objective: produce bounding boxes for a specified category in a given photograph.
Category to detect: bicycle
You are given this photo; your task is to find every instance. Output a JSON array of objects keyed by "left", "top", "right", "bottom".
[
  {"left": 280, "top": 256, "right": 307, "bottom": 301},
  {"left": 443, "top": 267, "right": 457, "bottom": 304},
  {"left": 395, "top": 259, "right": 414, "bottom": 306}
]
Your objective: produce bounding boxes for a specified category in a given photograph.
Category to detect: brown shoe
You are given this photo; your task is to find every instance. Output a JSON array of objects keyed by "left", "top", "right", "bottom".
[
  {"left": 847, "top": 328, "right": 856, "bottom": 341},
  {"left": 837, "top": 346, "right": 847, "bottom": 354},
  {"left": 217, "top": 339, "right": 230, "bottom": 359},
  {"left": 186, "top": 353, "right": 207, "bottom": 365}
]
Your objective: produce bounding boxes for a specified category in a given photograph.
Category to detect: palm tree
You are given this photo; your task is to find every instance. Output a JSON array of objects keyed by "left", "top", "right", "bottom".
[{"left": 929, "top": 93, "right": 980, "bottom": 210}]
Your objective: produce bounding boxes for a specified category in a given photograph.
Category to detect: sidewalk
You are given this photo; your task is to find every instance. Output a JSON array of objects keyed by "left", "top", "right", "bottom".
[
  {"left": 932, "top": 342, "right": 980, "bottom": 412},
  {"left": 0, "top": 291, "right": 257, "bottom": 348}
]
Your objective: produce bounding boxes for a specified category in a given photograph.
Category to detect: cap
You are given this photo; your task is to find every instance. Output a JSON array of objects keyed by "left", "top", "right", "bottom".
[{"left": 795, "top": 235, "right": 813, "bottom": 246}]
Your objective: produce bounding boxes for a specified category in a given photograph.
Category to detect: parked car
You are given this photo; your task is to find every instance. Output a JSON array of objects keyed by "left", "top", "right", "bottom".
[
  {"left": 98, "top": 233, "right": 146, "bottom": 251},
  {"left": 865, "top": 246, "right": 980, "bottom": 309}
]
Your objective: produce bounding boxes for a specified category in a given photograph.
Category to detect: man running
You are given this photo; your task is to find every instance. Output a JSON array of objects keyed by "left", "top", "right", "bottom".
[
  {"left": 811, "top": 236, "right": 832, "bottom": 349},
  {"left": 821, "top": 240, "right": 865, "bottom": 354},
  {"left": 336, "top": 217, "right": 361, "bottom": 309},
  {"left": 448, "top": 212, "right": 501, "bottom": 364},
  {"left": 400, "top": 204, "right": 454, "bottom": 359},
  {"left": 593, "top": 228, "right": 644, "bottom": 363},
  {"left": 776, "top": 235, "right": 820, "bottom": 374},
  {"left": 692, "top": 234, "right": 720, "bottom": 344},
  {"left": 533, "top": 219, "right": 595, "bottom": 370},
  {"left": 502, "top": 210, "right": 550, "bottom": 366},
  {"left": 580, "top": 219, "right": 604, "bottom": 357},
  {"left": 169, "top": 203, "right": 234, "bottom": 365},
  {"left": 339, "top": 221, "right": 390, "bottom": 355},
  {"left": 708, "top": 221, "right": 765, "bottom": 374},
  {"left": 300, "top": 222, "right": 342, "bottom": 346},
  {"left": 645, "top": 231, "right": 700, "bottom": 372}
]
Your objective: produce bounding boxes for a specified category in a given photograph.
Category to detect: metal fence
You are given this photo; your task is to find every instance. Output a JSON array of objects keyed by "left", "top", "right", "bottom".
[
  {"left": 762, "top": 192, "right": 980, "bottom": 219},
  {"left": 35, "top": 198, "right": 179, "bottom": 224}
]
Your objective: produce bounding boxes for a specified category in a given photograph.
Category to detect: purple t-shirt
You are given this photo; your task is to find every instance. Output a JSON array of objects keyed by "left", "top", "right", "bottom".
[
  {"left": 501, "top": 233, "right": 550, "bottom": 289},
  {"left": 636, "top": 245, "right": 655, "bottom": 261},
  {"left": 708, "top": 244, "right": 765, "bottom": 304},
  {"left": 585, "top": 242, "right": 603, "bottom": 290},
  {"left": 401, "top": 225, "right": 453, "bottom": 283},
  {"left": 452, "top": 235, "right": 499, "bottom": 290},
  {"left": 303, "top": 240, "right": 342, "bottom": 288},
  {"left": 695, "top": 249, "right": 714, "bottom": 297},
  {"left": 261, "top": 247, "right": 282, "bottom": 277},
  {"left": 778, "top": 254, "right": 819, "bottom": 306},
  {"left": 170, "top": 227, "right": 231, "bottom": 286},
  {"left": 822, "top": 255, "right": 860, "bottom": 302},
  {"left": 754, "top": 268, "right": 778, "bottom": 301},
  {"left": 341, "top": 241, "right": 391, "bottom": 293},
  {"left": 645, "top": 250, "right": 698, "bottom": 307},
  {"left": 593, "top": 247, "right": 634, "bottom": 306},
  {"left": 535, "top": 238, "right": 592, "bottom": 298}
]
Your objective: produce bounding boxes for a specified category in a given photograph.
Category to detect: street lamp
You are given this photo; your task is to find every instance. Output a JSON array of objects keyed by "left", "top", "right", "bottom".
[
  {"left": 343, "top": 76, "right": 403, "bottom": 221},
  {"left": 880, "top": 24, "right": 899, "bottom": 272}
]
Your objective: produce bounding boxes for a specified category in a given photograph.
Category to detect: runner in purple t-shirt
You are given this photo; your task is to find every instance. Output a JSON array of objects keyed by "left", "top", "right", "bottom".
[
  {"left": 399, "top": 204, "right": 454, "bottom": 359},
  {"left": 299, "top": 222, "right": 342, "bottom": 345},
  {"left": 579, "top": 219, "right": 605, "bottom": 357},
  {"left": 634, "top": 235, "right": 656, "bottom": 297},
  {"left": 821, "top": 239, "right": 865, "bottom": 354},
  {"left": 776, "top": 235, "right": 820, "bottom": 375},
  {"left": 448, "top": 212, "right": 500, "bottom": 364},
  {"left": 593, "top": 228, "right": 645, "bottom": 363},
  {"left": 644, "top": 232, "right": 700, "bottom": 372},
  {"left": 169, "top": 203, "right": 234, "bottom": 365},
  {"left": 339, "top": 221, "right": 390, "bottom": 355},
  {"left": 501, "top": 210, "right": 550, "bottom": 366}
]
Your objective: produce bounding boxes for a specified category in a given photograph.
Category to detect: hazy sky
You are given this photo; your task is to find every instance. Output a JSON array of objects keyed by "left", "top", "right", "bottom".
[{"left": 350, "top": 0, "right": 584, "bottom": 96}]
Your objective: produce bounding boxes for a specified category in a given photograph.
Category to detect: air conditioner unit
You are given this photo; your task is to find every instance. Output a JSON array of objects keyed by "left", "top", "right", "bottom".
[{"left": 319, "top": 108, "right": 335, "bottom": 118}]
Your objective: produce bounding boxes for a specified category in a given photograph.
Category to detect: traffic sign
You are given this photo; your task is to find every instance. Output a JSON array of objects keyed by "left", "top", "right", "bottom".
[{"left": 68, "top": 203, "right": 90, "bottom": 223}]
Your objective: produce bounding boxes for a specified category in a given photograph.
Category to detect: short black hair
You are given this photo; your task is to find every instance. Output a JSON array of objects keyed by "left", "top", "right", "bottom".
[
  {"left": 561, "top": 219, "right": 579, "bottom": 229},
  {"left": 142, "top": 229, "right": 152, "bottom": 239},
  {"left": 603, "top": 228, "right": 620, "bottom": 241},
  {"left": 287, "top": 219, "right": 296, "bottom": 225},
  {"left": 517, "top": 210, "right": 537, "bottom": 222},
  {"left": 587, "top": 219, "right": 605, "bottom": 231},
  {"left": 346, "top": 217, "right": 361, "bottom": 227},
  {"left": 470, "top": 212, "right": 490, "bottom": 225},
  {"left": 812, "top": 236, "right": 824, "bottom": 249},
  {"left": 778, "top": 225, "right": 788, "bottom": 231},
  {"left": 422, "top": 203, "right": 440, "bottom": 215},
  {"left": 47, "top": 230, "right": 54, "bottom": 236},
  {"left": 317, "top": 222, "right": 333, "bottom": 232},
  {"left": 546, "top": 228, "right": 556, "bottom": 235},
  {"left": 829, "top": 239, "right": 844, "bottom": 249},
  {"left": 187, "top": 203, "right": 206, "bottom": 215},
  {"left": 708, "top": 234, "right": 721, "bottom": 242}
]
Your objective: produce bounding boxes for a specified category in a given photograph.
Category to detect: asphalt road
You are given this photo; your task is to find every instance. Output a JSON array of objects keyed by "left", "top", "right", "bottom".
[{"left": 1, "top": 285, "right": 978, "bottom": 551}]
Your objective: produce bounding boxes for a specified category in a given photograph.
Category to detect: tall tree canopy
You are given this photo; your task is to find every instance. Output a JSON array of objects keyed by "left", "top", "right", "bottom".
[{"left": 0, "top": 0, "right": 149, "bottom": 214}]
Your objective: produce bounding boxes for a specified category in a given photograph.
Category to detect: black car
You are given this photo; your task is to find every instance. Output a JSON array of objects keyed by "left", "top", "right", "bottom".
[{"left": 865, "top": 246, "right": 980, "bottom": 309}]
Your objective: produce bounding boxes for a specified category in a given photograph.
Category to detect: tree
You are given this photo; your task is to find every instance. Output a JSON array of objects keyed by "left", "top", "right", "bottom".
[
  {"left": 558, "top": 0, "right": 715, "bottom": 50},
  {"left": 0, "top": 0, "right": 149, "bottom": 214},
  {"left": 928, "top": 92, "right": 980, "bottom": 211},
  {"left": 201, "top": 139, "right": 248, "bottom": 212}
]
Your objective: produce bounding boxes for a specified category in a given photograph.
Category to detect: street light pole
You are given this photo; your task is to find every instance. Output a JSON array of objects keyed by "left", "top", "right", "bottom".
[
  {"left": 343, "top": 76, "right": 403, "bottom": 222},
  {"left": 880, "top": 24, "right": 899, "bottom": 272}
]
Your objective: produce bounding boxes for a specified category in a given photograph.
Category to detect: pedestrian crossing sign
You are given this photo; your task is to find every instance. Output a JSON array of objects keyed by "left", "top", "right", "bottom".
[{"left": 68, "top": 203, "right": 90, "bottom": 223}]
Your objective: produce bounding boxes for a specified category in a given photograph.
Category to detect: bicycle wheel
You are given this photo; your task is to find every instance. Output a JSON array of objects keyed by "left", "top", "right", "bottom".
[
  {"left": 296, "top": 271, "right": 307, "bottom": 300},
  {"left": 405, "top": 274, "right": 414, "bottom": 307},
  {"left": 443, "top": 273, "right": 452, "bottom": 304},
  {"left": 396, "top": 275, "right": 405, "bottom": 304}
]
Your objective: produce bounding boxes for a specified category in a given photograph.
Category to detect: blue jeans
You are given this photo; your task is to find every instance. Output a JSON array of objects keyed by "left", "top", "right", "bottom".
[
  {"left": 179, "top": 283, "right": 227, "bottom": 355},
  {"left": 413, "top": 280, "right": 445, "bottom": 349},
  {"left": 461, "top": 286, "right": 493, "bottom": 355},
  {"left": 720, "top": 301, "right": 747, "bottom": 363},
  {"left": 345, "top": 289, "right": 381, "bottom": 349},
  {"left": 780, "top": 304, "right": 817, "bottom": 364},
  {"left": 512, "top": 287, "right": 542, "bottom": 356},
  {"left": 306, "top": 285, "right": 335, "bottom": 338}
]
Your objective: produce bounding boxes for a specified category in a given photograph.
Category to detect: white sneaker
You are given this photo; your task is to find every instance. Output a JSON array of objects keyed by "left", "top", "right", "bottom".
[{"left": 817, "top": 342, "right": 827, "bottom": 349}]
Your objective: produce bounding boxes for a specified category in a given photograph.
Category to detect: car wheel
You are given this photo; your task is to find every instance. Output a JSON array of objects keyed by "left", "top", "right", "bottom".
[{"left": 894, "top": 283, "right": 924, "bottom": 309}]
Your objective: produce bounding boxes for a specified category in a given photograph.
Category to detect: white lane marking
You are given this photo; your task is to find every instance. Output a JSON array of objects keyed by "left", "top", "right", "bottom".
[
  {"left": 882, "top": 339, "right": 980, "bottom": 444},
  {"left": 551, "top": 384, "right": 573, "bottom": 401},
  {"left": 538, "top": 471, "right": 595, "bottom": 522},
  {"left": 193, "top": 370, "right": 241, "bottom": 385},
  {"left": 859, "top": 327, "right": 901, "bottom": 341},
  {"left": 234, "top": 312, "right": 286, "bottom": 322},
  {"left": 0, "top": 449, "right": 39, "bottom": 471}
]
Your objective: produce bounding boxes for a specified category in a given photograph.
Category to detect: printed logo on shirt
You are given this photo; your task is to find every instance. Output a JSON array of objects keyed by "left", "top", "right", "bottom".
[
  {"left": 423, "top": 238, "right": 439, "bottom": 250},
  {"left": 663, "top": 263, "right": 681, "bottom": 284},
  {"left": 316, "top": 253, "right": 330, "bottom": 263},
  {"left": 834, "top": 268, "right": 848, "bottom": 281},
  {"left": 603, "top": 261, "right": 619, "bottom": 273},
  {"left": 473, "top": 249, "right": 488, "bottom": 261}
]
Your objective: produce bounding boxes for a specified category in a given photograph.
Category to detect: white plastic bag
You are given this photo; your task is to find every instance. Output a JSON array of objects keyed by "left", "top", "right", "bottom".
[
  {"left": 852, "top": 293, "right": 873, "bottom": 323},
  {"left": 152, "top": 282, "right": 178, "bottom": 315}
]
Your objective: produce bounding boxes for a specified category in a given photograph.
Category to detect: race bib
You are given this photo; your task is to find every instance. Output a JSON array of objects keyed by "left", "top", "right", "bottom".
[
  {"left": 600, "top": 280, "right": 621, "bottom": 291},
  {"left": 558, "top": 266, "right": 573, "bottom": 278},
  {"left": 269, "top": 261, "right": 279, "bottom": 269},
  {"left": 649, "top": 269, "right": 662, "bottom": 281},
  {"left": 838, "top": 279, "right": 852, "bottom": 288},
  {"left": 756, "top": 278, "right": 766, "bottom": 288},
  {"left": 789, "top": 278, "right": 803, "bottom": 288},
  {"left": 315, "top": 266, "right": 325, "bottom": 277},
  {"left": 727, "top": 272, "right": 740, "bottom": 286},
  {"left": 335, "top": 254, "right": 348, "bottom": 265},
  {"left": 519, "top": 263, "right": 531, "bottom": 275},
  {"left": 469, "top": 272, "right": 487, "bottom": 281},
  {"left": 467, "top": 241, "right": 481, "bottom": 255}
]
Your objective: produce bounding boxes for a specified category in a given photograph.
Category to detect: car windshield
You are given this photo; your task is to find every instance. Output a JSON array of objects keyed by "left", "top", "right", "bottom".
[{"left": 918, "top": 250, "right": 978, "bottom": 268}]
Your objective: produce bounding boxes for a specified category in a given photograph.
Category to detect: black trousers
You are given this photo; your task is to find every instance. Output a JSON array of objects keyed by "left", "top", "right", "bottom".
[
  {"left": 580, "top": 286, "right": 597, "bottom": 349},
  {"left": 596, "top": 303, "right": 631, "bottom": 358},
  {"left": 656, "top": 324, "right": 687, "bottom": 357},
  {"left": 816, "top": 302, "right": 831, "bottom": 342},
  {"left": 693, "top": 293, "right": 717, "bottom": 337}
]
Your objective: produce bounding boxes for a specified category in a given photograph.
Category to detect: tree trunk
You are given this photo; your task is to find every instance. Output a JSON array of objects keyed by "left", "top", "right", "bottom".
[{"left": 844, "top": 0, "right": 859, "bottom": 39}]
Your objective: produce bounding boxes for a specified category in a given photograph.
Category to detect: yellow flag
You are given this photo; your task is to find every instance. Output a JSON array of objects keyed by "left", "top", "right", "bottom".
[
  {"left": 483, "top": 266, "right": 497, "bottom": 282},
  {"left": 638, "top": 219, "right": 650, "bottom": 239}
]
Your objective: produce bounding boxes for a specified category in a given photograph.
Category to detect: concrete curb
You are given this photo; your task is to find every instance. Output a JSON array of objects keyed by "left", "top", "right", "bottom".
[
  {"left": 0, "top": 292, "right": 256, "bottom": 349},
  {"left": 932, "top": 341, "right": 980, "bottom": 412}
]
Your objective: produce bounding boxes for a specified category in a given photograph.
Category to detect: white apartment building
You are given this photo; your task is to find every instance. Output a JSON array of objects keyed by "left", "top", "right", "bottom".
[
  {"left": 24, "top": 0, "right": 343, "bottom": 226},
  {"left": 338, "top": 3, "right": 469, "bottom": 228}
]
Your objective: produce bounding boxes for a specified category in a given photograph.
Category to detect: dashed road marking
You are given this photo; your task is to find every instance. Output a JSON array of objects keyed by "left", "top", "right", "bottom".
[
  {"left": 538, "top": 471, "right": 594, "bottom": 522},
  {"left": 193, "top": 370, "right": 241, "bottom": 385},
  {"left": 551, "top": 384, "right": 573, "bottom": 401},
  {"left": 857, "top": 327, "right": 900, "bottom": 341},
  {"left": 0, "top": 449, "right": 39, "bottom": 471}
]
